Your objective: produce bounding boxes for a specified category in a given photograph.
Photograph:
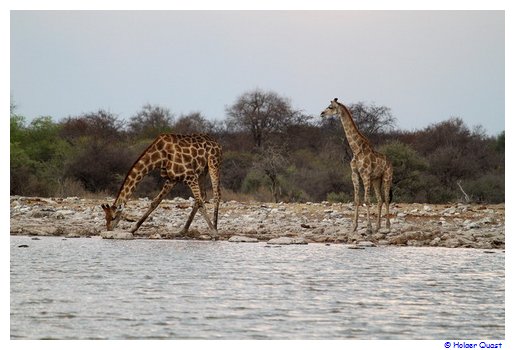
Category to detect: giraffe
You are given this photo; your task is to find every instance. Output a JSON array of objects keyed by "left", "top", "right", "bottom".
[
  {"left": 101, "top": 133, "right": 222, "bottom": 238},
  {"left": 320, "top": 98, "right": 393, "bottom": 233}
]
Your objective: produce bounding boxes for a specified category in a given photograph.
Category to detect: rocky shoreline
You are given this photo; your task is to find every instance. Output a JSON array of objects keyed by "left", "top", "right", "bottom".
[{"left": 10, "top": 196, "right": 505, "bottom": 249}]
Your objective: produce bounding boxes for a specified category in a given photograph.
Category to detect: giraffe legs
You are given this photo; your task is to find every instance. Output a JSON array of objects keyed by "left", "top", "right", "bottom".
[
  {"left": 383, "top": 166, "right": 393, "bottom": 231},
  {"left": 372, "top": 178, "right": 383, "bottom": 233},
  {"left": 362, "top": 177, "right": 373, "bottom": 234},
  {"left": 131, "top": 179, "right": 176, "bottom": 234},
  {"left": 177, "top": 202, "right": 199, "bottom": 236},
  {"left": 183, "top": 175, "right": 218, "bottom": 239},
  {"left": 351, "top": 161, "right": 360, "bottom": 232},
  {"left": 384, "top": 188, "right": 391, "bottom": 231},
  {"left": 208, "top": 158, "right": 221, "bottom": 230},
  {"left": 178, "top": 161, "right": 220, "bottom": 238}
]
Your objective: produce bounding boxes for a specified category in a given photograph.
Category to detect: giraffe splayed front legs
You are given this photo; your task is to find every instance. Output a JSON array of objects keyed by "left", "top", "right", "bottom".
[
  {"left": 321, "top": 98, "right": 393, "bottom": 234},
  {"left": 101, "top": 134, "right": 222, "bottom": 239}
]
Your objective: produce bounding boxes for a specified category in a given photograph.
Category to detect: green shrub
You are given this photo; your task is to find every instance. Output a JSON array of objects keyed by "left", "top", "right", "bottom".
[
  {"left": 327, "top": 192, "right": 351, "bottom": 203},
  {"left": 462, "top": 173, "right": 504, "bottom": 203}
]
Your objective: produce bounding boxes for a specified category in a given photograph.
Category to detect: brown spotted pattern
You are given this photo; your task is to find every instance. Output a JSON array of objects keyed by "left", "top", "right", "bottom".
[
  {"left": 101, "top": 134, "right": 222, "bottom": 236},
  {"left": 321, "top": 98, "right": 393, "bottom": 233}
]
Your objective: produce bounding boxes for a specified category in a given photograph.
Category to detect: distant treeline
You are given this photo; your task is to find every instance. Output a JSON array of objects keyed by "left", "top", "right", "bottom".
[{"left": 10, "top": 89, "right": 505, "bottom": 204}]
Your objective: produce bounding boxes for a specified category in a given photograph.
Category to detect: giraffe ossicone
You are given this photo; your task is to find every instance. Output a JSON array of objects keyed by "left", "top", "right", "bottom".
[{"left": 101, "top": 133, "right": 222, "bottom": 239}]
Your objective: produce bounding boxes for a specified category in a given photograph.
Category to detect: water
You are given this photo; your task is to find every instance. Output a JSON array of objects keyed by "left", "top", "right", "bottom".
[{"left": 10, "top": 236, "right": 504, "bottom": 339}]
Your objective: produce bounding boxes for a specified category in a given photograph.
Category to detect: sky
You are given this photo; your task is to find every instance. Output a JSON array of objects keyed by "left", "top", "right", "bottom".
[{"left": 10, "top": 10, "right": 505, "bottom": 135}]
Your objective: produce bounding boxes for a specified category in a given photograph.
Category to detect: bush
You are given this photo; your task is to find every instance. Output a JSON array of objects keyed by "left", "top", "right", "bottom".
[
  {"left": 128, "top": 104, "right": 174, "bottom": 139},
  {"left": 462, "top": 173, "right": 504, "bottom": 203},
  {"left": 241, "top": 169, "right": 264, "bottom": 194},
  {"left": 379, "top": 141, "right": 428, "bottom": 202},
  {"left": 287, "top": 149, "right": 350, "bottom": 202},
  {"left": 327, "top": 192, "right": 352, "bottom": 203},
  {"left": 10, "top": 116, "right": 71, "bottom": 196},
  {"left": 221, "top": 151, "right": 255, "bottom": 193},
  {"left": 65, "top": 140, "right": 134, "bottom": 193},
  {"left": 9, "top": 98, "right": 505, "bottom": 204}
]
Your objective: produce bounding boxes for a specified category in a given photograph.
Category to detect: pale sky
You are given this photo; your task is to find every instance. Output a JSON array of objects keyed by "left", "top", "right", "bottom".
[{"left": 10, "top": 10, "right": 505, "bottom": 135}]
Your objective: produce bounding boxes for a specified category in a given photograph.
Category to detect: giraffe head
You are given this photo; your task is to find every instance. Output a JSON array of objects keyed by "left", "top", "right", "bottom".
[
  {"left": 320, "top": 98, "right": 341, "bottom": 118},
  {"left": 101, "top": 204, "right": 123, "bottom": 231}
]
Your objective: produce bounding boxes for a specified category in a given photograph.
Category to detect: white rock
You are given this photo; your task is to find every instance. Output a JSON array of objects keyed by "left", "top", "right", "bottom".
[
  {"left": 65, "top": 232, "right": 81, "bottom": 238},
  {"left": 442, "top": 207, "right": 456, "bottom": 215},
  {"left": 444, "top": 238, "right": 460, "bottom": 248},
  {"left": 347, "top": 245, "right": 365, "bottom": 250},
  {"left": 291, "top": 237, "right": 308, "bottom": 244},
  {"left": 267, "top": 237, "right": 307, "bottom": 245},
  {"left": 479, "top": 216, "right": 495, "bottom": 224},
  {"left": 100, "top": 230, "right": 134, "bottom": 240},
  {"left": 466, "top": 221, "right": 481, "bottom": 230},
  {"left": 357, "top": 241, "right": 376, "bottom": 247},
  {"left": 430, "top": 237, "right": 441, "bottom": 246},
  {"left": 228, "top": 235, "right": 258, "bottom": 243}
]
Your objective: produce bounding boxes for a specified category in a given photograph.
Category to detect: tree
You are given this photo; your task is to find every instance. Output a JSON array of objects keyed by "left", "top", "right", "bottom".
[
  {"left": 10, "top": 114, "right": 31, "bottom": 195},
  {"left": 65, "top": 141, "right": 134, "bottom": 193},
  {"left": 10, "top": 113, "right": 25, "bottom": 144},
  {"left": 462, "top": 173, "right": 504, "bottom": 203},
  {"left": 221, "top": 151, "right": 255, "bottom": 192},
  {"left": 60, "top": 110, "right": 124, "bottom": 144},
  {"left": 10, "top": 116, "right": 71, "bottom": 196},
  {"left": 411, "top": 117, "right": 471, "bottom": 156},
  {"left": 348, "top": 102, "right": 397, "bottom": 140},
  {"left": 128, "top": 104, "right": 174, "bottom": 139},
  {"left": 495, "top": 131, "right": 505, "bottom": 159},
  {"left": 253, "top": 146, "right": 289, "bottom": 202},
  {"left": 288, "top": 148, "right": 350, "bottom": 202},
  {"left": 8, "top": 93, "right": 505, "bottom": 204},
  {"left": 173, "top": 112, "right": 214, "bottom": 134},
  {"left": 226, "top": 89, "right": 301, "bottom": 148},
  {"left": 22, "top": 117, "right": 68, "bottom": 163},
  {"left": 379, "top": 141, "right": 428, "bottom": 202}
]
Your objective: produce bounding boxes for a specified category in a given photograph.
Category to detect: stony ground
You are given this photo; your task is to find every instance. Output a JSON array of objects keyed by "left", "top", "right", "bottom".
[{"left": 10, "top": 196, "right": 505, "bottom": 249}]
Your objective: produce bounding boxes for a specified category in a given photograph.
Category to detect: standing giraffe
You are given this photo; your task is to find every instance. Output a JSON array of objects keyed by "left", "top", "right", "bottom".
[
  {"left": 101, "top": 133, "right": 222, "bottom": 238},
  {"left": 320, "top": 98, "right": 393, "bottom": 233}
]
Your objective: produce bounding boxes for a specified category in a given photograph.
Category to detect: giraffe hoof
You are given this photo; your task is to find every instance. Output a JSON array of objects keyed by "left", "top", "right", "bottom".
[
  {"left": 209, "top": 230, "right": 219, "bottom": 240},
  {"left": 176, "top": 229, "right": 188, "bottom": 237}
]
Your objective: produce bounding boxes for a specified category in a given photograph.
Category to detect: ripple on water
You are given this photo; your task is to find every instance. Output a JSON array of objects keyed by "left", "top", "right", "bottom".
[{"left": 10, "top": 237, "right": 505, "bottom": 339}]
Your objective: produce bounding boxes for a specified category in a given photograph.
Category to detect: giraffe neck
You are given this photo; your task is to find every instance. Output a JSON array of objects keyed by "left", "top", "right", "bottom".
[
  {"left": 114, "top": 144, "right": 162, "bottom": 207},
  {"left": 337, "top": 104, "right": 370, "bottom": 156}
]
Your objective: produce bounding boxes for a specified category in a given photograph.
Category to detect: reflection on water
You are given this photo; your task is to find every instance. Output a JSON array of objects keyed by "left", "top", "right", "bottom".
[{"left": 10, "top": 236, "right": 504, "bottom": 339}]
